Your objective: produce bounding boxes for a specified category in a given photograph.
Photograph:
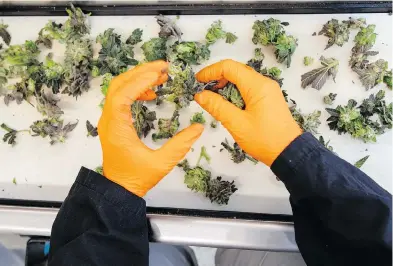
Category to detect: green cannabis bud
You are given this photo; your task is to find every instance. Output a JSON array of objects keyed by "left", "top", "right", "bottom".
[
  {"left": 326, "top": 99, "right": 378, "bottom": 143},
  {"left": 318, "top": 136, "right": 334, "bottom": 152},
  {"left": 178, "top": 159, "right": 211, "bottom": 193},
  {"left": 0, "top": 23, "right": 11, "bottom": 45},
  {"left": 359, "top": 90, "right": 392, "bottom": 129},
  {"left": 131, "top": 101, "right": 157, "bottom": 138},
  {"left": 354, "top": 155, "right": 369, "bottom": 168},
  {"left": 95, "top": 28, "right": 138, "bottom": 76},
  {"left": 156, "top": 15, "right": 182, "bottom": 40},
  {"left": 126, "top": 28, "right": 143, "bottom": 45},
  {"left": 246, "top": 48, "right": 265, "bottom": 72},
  {"left": 205, "top": 20, "right": 237, "bottom": 45},
  {"left": 63, "top": 38, "right": 93, "bottom": 97},
  {"left": 218, "top": 83, "right": 245, "bottom": 109},
  {"left": 168, "top": 42, "right": 210, "bottom": 65},
  {"left": 323, "top": 93, "right": 337, "bottom": 105},
  {"left": 3, "top": 40, "right": 39, "bottom": 65},
  {"left": 141, "top": 37, "right": 167, "bottom": 62},
  {"left": 221, "top": 139, "right": 258, "bottom": 164},
  {"left": 43, "top": 53, "right": 65, "bottom": 94},
  {"left": 292, "top": 109, "right": 321, "bottom": 135},
  {"left": 190, "top": 112, "right": 206, "bottom": 124},
  {"left": 384, "top": 70, "right": 392, "bottom": 90},
  {"left": 301, "top": 56, "right": 339, "bottom": 90},
  {"left": 1, "top": 123, "right": 20, "bottom": 145},
  {"left": 3, "top": 78, "right": 37, "bottom": 106},
  {"left": 260, "top": 66, "right": 284, "bottom": 87},
  {"left": 30, "top": 118, "right": 78, "bottom": 145},
  {"left": 252, "top": 18, "right": 297, "bottom": 67},
  {"left": 86, "top": 120, "right": 98, "bottom": 137},
  {"left": 303, "top": 56, "right": 314, "bottom": 66},
  {"left": 152, "top": 111, "right": 180, "bottom": 141}
]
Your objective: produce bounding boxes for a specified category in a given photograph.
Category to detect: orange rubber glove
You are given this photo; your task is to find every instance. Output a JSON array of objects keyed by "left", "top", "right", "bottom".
[
  {"left": 195, "top": 59, "right": 302, "bottom": 167},
  {"left": 98, "top": 61, "right": 204, "bottom": 197}
]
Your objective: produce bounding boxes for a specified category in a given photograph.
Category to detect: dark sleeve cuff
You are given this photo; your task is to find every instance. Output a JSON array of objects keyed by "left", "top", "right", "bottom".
[
  {"left": 73, "top": 167, "right": 145, "bottom": 215},
  {"left": 271, "top": 132, "right": 323, "bottom": 183}
]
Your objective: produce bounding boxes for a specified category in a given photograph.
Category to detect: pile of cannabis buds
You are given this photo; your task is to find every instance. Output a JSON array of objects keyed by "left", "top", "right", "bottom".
[{"left": 0, "top": 6, "right": 391, "bottom": 204}]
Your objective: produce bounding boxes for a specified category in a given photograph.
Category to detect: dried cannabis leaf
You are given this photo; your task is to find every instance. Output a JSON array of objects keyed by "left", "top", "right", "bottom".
[
  {"left": 86, "top": 120, "right": 98, "bottom": 137},
  {"left": 1, "top": 123, "right": 19, "bottom": 145},
  {"left": 353, "top": 59, "right": 389, "bottom": 90},
  {"left": 30, "top": 118, "right": 78, "bottom": 145},
  {"left": 178, "top": 159, "right": 211, "bottom": 193},
  {"left": 301, "top": 56, "right": 339, "bottom": 90},
  {"left": 43, "top": 53, "right": 65, "bottom": 94},
  {"left": 218, "top": 83, "right": 245, "bottom": 109},
  {"left": 226, "top": 32, "right": 238, "bottom": 44},
  {"left": 131, "top": 101, "right": 156, "bottom": 138},
  {"left": 197, "top": 146, "right": 211, "bottom": 166},
  {"left": 354, "top": 155, "right": 369, "bottom": 168},
  {"left": 246, "top": 48, "right": 265, "bottom": 72},
  {"left": 36, "top": 88, "right": 64, "bottom": 118},
  {"left": 318, "top": 136, "right": 334, "bottom": 152},
  {"left": 206, "top": 176, "right": 237, "bottom": 205},
  {"left": 190, "top": 112, "right": 206, "bottom": 125},
  {"left": 95, "top": 28, "right": 138, "bottom": 76},
  {"left": 156, "top": 15, "right": 182, "bottom": 40},
  {"left": 95, "top": 166, "right": 103, "bottom": 175},
  {"left": 252, "top": 18, "right": 297, "bottom": 67},
  {"left": 152, "top": 110, "right": 180, "bottom": 141},
  {"left": 303, "top": 56, "right": 314, "bottom": 66},
  {"left": 126, "top": 28, "right": 143, "bottom": 45},
  {"left": 4, "top": 78, "right": 37, "bottom": 106},
  {"left": 0, "top": 23, "right": 11, "bottom": 46},
  {"left": 323, "top": 93, "right": 337, "bottom": 105},
  {"left": 141, "top": 37, "right": 167, "bottom": 62},
  {"left": 221, "top": 139, "right": 258, "bottom": 164}
]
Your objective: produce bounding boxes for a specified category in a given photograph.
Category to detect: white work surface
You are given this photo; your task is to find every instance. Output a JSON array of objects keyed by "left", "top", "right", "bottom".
[{"left": 0, "top": 14, "right": 392, "bottom": 215}]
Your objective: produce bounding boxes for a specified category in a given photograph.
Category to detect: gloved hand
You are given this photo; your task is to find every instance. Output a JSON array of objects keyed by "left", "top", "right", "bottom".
[
  {"left": 194, "top": 59, "right": 302, "bottom": 166},
  {"left": 98, "top": 61, "right": 204, "bottom": 197}
]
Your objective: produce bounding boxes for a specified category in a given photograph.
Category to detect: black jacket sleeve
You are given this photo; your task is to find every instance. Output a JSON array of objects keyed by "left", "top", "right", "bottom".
[
  {"left": 271, "top": 133, "right": 392, "bottom": 266},
  {"left": 48, "top": 167, "right": 149, "bottom": 266}
]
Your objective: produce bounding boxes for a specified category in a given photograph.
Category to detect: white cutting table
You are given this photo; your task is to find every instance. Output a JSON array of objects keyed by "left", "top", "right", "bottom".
[{"left": 0, "top": 14, "right": 391, "bottom": 249}]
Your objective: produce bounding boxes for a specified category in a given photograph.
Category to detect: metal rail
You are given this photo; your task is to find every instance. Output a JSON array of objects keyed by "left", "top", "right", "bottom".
[{"left": 0, "top": 205, "right": 298, "bottom": 251}]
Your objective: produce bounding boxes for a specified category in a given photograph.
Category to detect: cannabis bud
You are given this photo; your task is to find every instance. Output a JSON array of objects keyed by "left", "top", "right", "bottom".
[
  {"left": 323, "top": 93, "right": 337, "bottom": 105},
  {"left": 43, "top": 53, "right": 65, "bottom": 94},
  {"left": 205, "top": 20, "right": 237, "bottom": 45},
  {"left": 152, "top": 111, "right": 180, "bottom": 141},
  {"left": 303, "top": 56, "right": 314, "bottom": 66},
  {"left": 126, "top": 28, "right": 143, "bottom": 45},
  {"left": 291, "top": 109, "right": 321, "bottom": 135},
  {"left": 30, "top": 118, "right": 78, "bottom": 145},
  {"left": 206, "top": 177, "right": 237, "bottom": 205},
  {"left": 131, "top": 101, "right": 156, "bottom": 138},
  {"left": 141, "top": 37, "right": 167, "bottom": 62},
  {"left": 221, "top": 139, "right": 258, "bottom": 164},
  {"left": 95, "top": 28, "right": 138, "bottom": 76},
  {"left": 156, "top": 15, "right": 182, "bottom": 40},
  {"left": 168, "top": 42, "right": 210, "bottom": 65},
  {"left": 218, "top": 83, "right": 245, "bottom": 109},
  {"left": 301, "top": 56, "right": 339, "bottom": 90},
  {"left": 190, "top": 112, "right": 206, "bottom": 125},
  {"left": 252, "top": 18, "right": 297, "bottom": 67},
  {"left": 178, "top": 159, "right": 211, "bottom": 193}
]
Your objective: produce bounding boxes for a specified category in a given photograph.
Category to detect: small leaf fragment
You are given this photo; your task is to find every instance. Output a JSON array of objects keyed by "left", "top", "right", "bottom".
[
  {"left": 86, "top": 120, "right": 98, "bottom": 137},
  {"left": 354, "top": 155, "right": 369, "bottom": 168}
]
